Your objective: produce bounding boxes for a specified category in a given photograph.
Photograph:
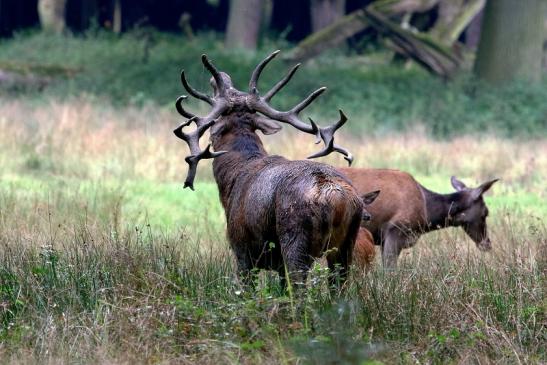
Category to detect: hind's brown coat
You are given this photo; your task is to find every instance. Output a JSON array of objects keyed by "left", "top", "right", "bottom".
[{"left": 339, "top": 167, "right": 496, "bottom": 267}]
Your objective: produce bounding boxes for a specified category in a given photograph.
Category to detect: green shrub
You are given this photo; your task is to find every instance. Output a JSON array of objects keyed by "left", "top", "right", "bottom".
[{"left": 0, "top": 31, "right": 545, "bottom": 138}]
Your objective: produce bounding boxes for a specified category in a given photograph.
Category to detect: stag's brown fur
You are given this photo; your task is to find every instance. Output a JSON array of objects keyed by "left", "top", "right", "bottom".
[
  {"left": 339, "top": 168, "right": 498, "bottom": 267},
  {"left": 211, "top": 114, "right": 364, "bottom": 284}
]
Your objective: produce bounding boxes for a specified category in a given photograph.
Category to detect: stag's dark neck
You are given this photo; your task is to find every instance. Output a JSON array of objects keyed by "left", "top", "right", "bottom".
[
  {"left": 212, "top": 130, "right": 268, "bottom": 207},
  {"left": 420, "top": 185, "right": 462, "bottom": 232}
]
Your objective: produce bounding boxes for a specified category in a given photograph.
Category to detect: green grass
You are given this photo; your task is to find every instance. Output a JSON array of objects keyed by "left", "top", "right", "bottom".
[
  {"left": 2, "top": 173, "right": 546, "bottom": 237},
  {"left": 1, "top": 31, "right": 546, "bottom": 138}
]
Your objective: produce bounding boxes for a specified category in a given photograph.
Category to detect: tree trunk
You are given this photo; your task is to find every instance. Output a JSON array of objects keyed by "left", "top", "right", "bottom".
[
  {"left": 112, "top": 0, "right": 122, "bottom": 34},
  {"left": 38, "top": 0, "right": 67, "bottom": 34},
  {"left": 310, "top": 0, "right": 346, "bottom": 32},
  {"left": 474, "top": 0, "right": 546, "bottom": 84},
  {"left": 543, "top": 6, "right": 547, "bottom": 69},
  {"left": 225, "top": 0, "right": 264, "bottom": 50}
]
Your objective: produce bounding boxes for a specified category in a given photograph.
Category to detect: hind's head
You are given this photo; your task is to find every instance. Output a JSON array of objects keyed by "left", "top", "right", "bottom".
[{"left": 450, "top": 176, "right": 499, "bottom": 251}]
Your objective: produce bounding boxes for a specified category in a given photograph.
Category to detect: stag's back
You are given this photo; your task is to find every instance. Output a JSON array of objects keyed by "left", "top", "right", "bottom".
[
  {"left": 338, "top": 168, "right": 427, "bottom": 237},
  {"left": 236, "top": 159, "right": 362, "bottom": 256}
]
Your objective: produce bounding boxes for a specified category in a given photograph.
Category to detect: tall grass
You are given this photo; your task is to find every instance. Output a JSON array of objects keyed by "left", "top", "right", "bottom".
[{"left": 0, "top": 213, "right": 544, "bottom": 363}]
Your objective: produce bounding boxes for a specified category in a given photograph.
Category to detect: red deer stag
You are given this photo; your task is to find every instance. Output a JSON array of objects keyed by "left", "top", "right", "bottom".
[
  {"left": 339, "top": 168, "right": 498, "bottom": 268},
  {"left": 173, "top": 51, "right": 372, "bottom": 286}
]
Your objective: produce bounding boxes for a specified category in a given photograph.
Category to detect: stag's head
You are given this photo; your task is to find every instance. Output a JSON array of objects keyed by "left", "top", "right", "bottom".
[
  {"left": 173, "top": 51, "right": 354, "bottom": 190},
  {"left": 450, "top": 176, "right": 499, "bottom": 251}
]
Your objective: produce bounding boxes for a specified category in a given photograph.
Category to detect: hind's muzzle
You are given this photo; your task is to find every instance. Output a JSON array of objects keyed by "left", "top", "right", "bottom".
[{"left": 477, "top": 238, "right": 492, "bottom": 251}]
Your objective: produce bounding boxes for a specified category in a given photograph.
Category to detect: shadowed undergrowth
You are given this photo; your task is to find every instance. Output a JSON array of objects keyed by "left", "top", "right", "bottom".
[{"left": 1, "top": 32, "right": 546, "bottom": 138}]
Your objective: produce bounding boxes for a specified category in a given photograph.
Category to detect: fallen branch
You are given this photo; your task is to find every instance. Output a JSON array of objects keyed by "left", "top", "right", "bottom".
[
  {"left": 284, "top": 0, "right": 441, "bottom": 63},
  {"left": 364, "top": 7, "right": 462, "bottom": 78}
]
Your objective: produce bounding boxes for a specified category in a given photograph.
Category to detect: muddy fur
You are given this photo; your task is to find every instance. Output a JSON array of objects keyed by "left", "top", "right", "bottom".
[{"left": 211, "top": 114, "right": 363, "bottom": 285}]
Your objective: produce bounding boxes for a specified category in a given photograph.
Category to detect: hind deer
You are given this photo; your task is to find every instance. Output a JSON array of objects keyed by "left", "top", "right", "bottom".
[
  {"left": 173, "top": 51, "right": 376, "bottom": 286},
  {"left": 339, "top": 168, "right": 498, "bottom": 268}
]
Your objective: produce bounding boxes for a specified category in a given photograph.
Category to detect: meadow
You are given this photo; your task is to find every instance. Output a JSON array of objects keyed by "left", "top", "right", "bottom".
[
  {"left": 0, "top": 33, "right": 546, "bottom": 364},
  {"left": 0, "top": 98, "right": 545, "bottom": 364}
]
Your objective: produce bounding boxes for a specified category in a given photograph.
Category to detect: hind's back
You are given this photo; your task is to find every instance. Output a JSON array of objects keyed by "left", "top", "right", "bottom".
[{"left": 338, "top": 168, "right": 427, "bottom": 236}]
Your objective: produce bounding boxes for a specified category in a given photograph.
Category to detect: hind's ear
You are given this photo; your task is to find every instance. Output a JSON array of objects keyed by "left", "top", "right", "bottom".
[
  {"left": 451, "top": 176, "right": 467, "bottom": 191},
  {"left": 254, "top": 117, "right": 282, "bottom": 135},
  {"left": 471, "top": 178, "right": 499, "bottom": 200},
  {"left": 362, "top": 190, "right": 380, "bottom": 205}
]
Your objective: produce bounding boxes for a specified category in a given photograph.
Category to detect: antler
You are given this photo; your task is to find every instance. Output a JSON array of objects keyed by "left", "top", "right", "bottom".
[
  {"left": 308, "top": 110, "right": 353, "bottom": 164},
  {"left": 174, "top": 50, "right": 355, "bottom": 190},
  {"left": 246, "top": 50, "right": 354, "bottom": 165},
  {"left": 173, "top": 55, "right": 231, "bottom": 190}
]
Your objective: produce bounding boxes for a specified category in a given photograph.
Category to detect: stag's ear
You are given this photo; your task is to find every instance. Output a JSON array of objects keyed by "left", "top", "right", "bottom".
[
  {"left": 471, "top": 178, "right": 499, "bottom": 201},
  {"left": 362, "top": 190, "right": 380, "bottom": 206},
  {"left": 451, "top": 176, "right": 467, "bottom": 191},
  {"left": 254, "top": 117, "right": 282, "bottom": 135}
]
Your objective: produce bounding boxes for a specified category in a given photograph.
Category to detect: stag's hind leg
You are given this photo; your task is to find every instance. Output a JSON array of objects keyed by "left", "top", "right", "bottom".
[
  {"left": 232, "top": 246, "right": 255, "bottom": 287},
  {"left": 278, "top": 232, "right": 313, "bottom": 288},
  {"left": 326, "top": 249, "right": 349, "bottom": 287},
  {"left": 326, "top": 214, "right": 361, "bottom": 286}
]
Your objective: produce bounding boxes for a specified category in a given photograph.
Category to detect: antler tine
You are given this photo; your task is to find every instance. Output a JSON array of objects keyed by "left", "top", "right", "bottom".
[
  {"left": 175, "top": 96, "right": 196, "bottom": 119},
  {"left": 180, "top": 71, "right": 213, "bottom": 105},
  {"left": 306, "top": 110, "right": 354, "bottom": 165},
  {"left": 201, "top": 54, "right": 227, "bottom": 97},
  {"left": 249, "top": 50, "right": 280, "bottom": 92},
  {"left": 183, "top": 145, "right": 226, "bottom": 190},
  {"left": 248, "top": 87, "right": 327, "bottom": 134},
  {"left": 173, "top": 119, "right": 227, "bottom": 190},
  {"left": 249, "top": 99, "right": 315, "bottom": 133},
  {"left": 264, "top": 63, "right": 301, "bottom": 102},
  {"left": 173, "top": 84, "right": 230, "bottom": 190},
  {"left": 308, "top": 141, "right": 353, "bottom": 165},
  {"left": 291, "top": 87, "right": 327, "bottom": 114}
]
